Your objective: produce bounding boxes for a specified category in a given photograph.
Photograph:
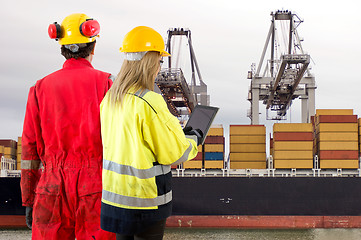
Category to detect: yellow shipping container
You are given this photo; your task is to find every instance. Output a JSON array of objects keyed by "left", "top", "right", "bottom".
[
  {"left": 4, "top": 147, "right": 16, "bottom": 156},
  {"left": 316, "top": 123, "right": 358, "bottom": 133},
  {"left": 320, "top": 160, "right": 359, "bottom": 169},
  {"left": 273, "top": 141, "right": 313, "bottom": 151},
  {"left": 230, "top": 152, "right": 266, "bottom": 161},
  {"left": 205, "top": 160, "right": 223, "bottom": 169},
  {"left": 274, "top": 160, "right": 313, "bottom": 169},
  {"left": 204, "top": 144, "right": 224, "bottom": 152},
  {"left": 273, "top": 123, "right": 313, "bottom": 132},
  {"left": 317, "top": 132, "right": 358, "bottom": 142},
  {"left": 183, "top": 160, "right": 202, "bottom": 169},
  {"left": 273, "top": 150, "right": 313, "bottom": 160},
  {"left": 230, "top": 135, "right": 266, "bottom": 144},
  {"left": 18, "top": 137, "right": 22, "bottom": 146},
  {"left": 230, "top": 143, "right": 265, "bottom": 153},
  {"left": 197, "top": 145, "right": 202, "bottom": 152},
  {"left": 230, "top": 161, "right": 266, "bottom": 169},
  {"left": 230, "top": 125, "right": 266, "bottom": 135},
  {"left": 316, "top": 109, "right": 354, "bottom": 116},
  {"left": 207, "top": 126, "right": 224, "bottom": 136},
  {"left": 17, "top": 153, "right": 22, "bottom": 161},
  {"left": 318, "top": 141, "right": 358, "bottom": 151},
  {"left": 0, "top": 145, "right": 4, "bottom": 154},
  {"left": 17, "top": 162, "right": 21, "bottom": 170}
]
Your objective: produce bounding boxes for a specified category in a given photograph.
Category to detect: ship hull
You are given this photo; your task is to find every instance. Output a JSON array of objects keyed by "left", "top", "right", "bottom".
[{"left": 2, "top": 177, "right": 361, "bottom": 228}]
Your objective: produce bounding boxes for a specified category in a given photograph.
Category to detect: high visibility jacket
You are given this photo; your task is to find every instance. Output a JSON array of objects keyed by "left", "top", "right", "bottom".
[
  {"left": 100, "top": 89, "right": 198, "bottom": 234},
  {"left": 20, "top": 58, "right": 115, "bottom": 239}
]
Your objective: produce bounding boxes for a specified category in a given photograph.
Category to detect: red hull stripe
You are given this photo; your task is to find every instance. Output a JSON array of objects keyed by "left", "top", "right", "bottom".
[{"left": 166, "top": 216, "right": 361, "bottom": 228}]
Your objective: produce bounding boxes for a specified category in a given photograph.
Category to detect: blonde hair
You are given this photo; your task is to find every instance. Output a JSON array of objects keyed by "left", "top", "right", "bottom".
[{"left": 109, "top": 51, "right": 160, "bottom": 105}]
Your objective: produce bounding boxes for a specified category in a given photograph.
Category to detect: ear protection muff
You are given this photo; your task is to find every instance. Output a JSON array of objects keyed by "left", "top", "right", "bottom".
[
  {"left": 79, "top": 19, "right": 100, "bottom": 38},
  {"left": 48, "top": 22, "right": 62, "bottom": 40}
]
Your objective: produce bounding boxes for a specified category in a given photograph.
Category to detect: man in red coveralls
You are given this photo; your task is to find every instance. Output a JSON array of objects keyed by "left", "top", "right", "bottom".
[{"left": 20, "top": 13, "right": 115, "bottom": 240}]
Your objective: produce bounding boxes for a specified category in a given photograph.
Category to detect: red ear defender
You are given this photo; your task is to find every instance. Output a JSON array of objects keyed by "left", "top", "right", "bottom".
[
  {"left": 48, "top": 22, "right": 62, "bottom": 40},
  {"left": 80, "top": 19, "right": 100, "bottom": 38}
]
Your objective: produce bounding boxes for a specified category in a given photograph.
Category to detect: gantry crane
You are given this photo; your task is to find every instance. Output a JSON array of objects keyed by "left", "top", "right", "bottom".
[
  {"left": 155, "top": 28, "right": 209, "bottom": 119},
  {"left": 247, "top": 10, "right": 316, "bottom": 124}
]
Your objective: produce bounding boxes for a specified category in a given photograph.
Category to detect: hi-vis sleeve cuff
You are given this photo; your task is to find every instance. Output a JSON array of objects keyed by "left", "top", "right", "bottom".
[
  {"left": 21, "top": 159, "right": 41, "bottom": 170},
  {"left": 171, "top": 139, "right": 196, "bottom": 166}
]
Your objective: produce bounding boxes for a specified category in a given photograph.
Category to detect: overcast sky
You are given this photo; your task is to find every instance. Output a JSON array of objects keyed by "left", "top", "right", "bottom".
[{"left": 1, "top": 0, "right": 361, "bottom": 156}]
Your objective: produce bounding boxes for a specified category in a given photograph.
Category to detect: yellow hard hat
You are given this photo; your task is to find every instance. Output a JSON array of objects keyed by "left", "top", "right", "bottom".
[
  {"left": 120, "top": 26, "right": 170, "bottom": 57},
  {"left": 48, "top": 13, "right": 100, "bottom": 45}
]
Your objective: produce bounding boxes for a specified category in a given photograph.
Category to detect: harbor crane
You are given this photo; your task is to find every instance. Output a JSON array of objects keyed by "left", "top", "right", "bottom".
[
  {"left": 247, "top": 10, "right": 316, "bottom": 124},
  {"left": 155, "top": 28, "right": 209, "bottom": 120}
]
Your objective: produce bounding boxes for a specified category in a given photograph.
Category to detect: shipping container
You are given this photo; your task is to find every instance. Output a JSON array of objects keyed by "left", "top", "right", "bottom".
[
  {"left": 230, "top": 161, "right": 266, "bottom": 169},
  {"left": 273, "top": 150, "right": 313, "bottom": 160},
  {"left": 230, "top": 143, "right": 265, "bottom": 153},
  {"left": 230, "top": 152, "right": 266, "bottom": 161},
  {"left": 273, "top": 141, "right": 313, "bottom": 151},
  {"left": 316, "top": 109, "right": 354, "bottom": 116},
  {"left": 230, "top": 135, "right": 266, "bottom": 144},
  {"left": 273, "top": 132, "right": 313, "bottom": 141},
  {"left": 320, "top": 160, "right": 359, "bottom": 169},
  {"left": 230, "top": 125, "right": 266, "bottom": 135},
  {"left": 273, "top": 123, "right": 313, "bottom": 132},
  {"left": 274, "top": 160, "right": 313, "bottom": 169}
]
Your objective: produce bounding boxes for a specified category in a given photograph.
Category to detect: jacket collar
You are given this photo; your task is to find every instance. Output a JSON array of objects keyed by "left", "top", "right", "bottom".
[{"left": 63, "top": 58, "right": 94, "bottom": 69}]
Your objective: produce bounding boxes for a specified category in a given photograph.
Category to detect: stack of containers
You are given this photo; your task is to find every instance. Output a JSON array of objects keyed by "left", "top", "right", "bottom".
[
  {"left": 229, "top": 125, "right": 266, "bottom": 169},
  {"left": 183, "top": 125, "right": 224, "bottom": 169},
  {"left": 315, "top": 109, "right": 359, "bottom": 169},
  {"left": 0, "top": 139, "right": 17, "bottom": 160},
  {"left": 17, "top": 137, "right": 22, "bottom": 170},
  {"left": 273, "top": 123, "right": 314, "bottom": 169},
  {"left": 204, "top": 125, "right": 224, "bottom": 169}
]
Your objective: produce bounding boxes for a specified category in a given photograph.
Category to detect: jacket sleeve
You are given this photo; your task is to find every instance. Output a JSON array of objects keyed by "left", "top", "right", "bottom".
[
  {"left": 142, "top": 95, "right": 198, "bottom": 166},
  {"left": 20, "top": 86, "right": 42, "bottom": 207}
]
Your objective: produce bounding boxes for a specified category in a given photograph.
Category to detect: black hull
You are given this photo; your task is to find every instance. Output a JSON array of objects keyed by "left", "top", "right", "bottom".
[
  {"left": 2, "top": 177, "right": 361, "bottom": 217},
  {"left": 172, "top": 177, "right": 361, "bottom": 216}
]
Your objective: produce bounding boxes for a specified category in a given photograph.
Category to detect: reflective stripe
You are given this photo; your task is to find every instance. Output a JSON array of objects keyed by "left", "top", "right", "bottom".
[
  {"left": 172, "top": 140, "right": 193, "bottom": 165},
  {"left": 134, "top": 89, "right": 149, "bottom": 98},
  {"left": 21, "top": 159, "right": 41, "bottom": 170},
  {"left": 103, "top": 159, "right": 171, "bottom": 179},
  {"left": 103, "top": 189, "right": 172, "bottom": 208}
]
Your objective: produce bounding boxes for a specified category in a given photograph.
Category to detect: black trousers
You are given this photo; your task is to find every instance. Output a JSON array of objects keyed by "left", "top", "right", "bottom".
[{"left": 116, "top": 219, "right": 167, "bottom": 240}]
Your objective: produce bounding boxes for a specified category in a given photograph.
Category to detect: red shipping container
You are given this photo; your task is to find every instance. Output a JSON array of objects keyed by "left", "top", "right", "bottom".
[
  {"left": 317, "top": 115, "right": 358, "bottom": 124},
  {"left": 319, "top": 150, "right": 359, "bottom": 160},
  {"left": 204, "top": 136, "right": 225, "bottom": 144},
  {"left": 0, "top": 140, "right": 17, "bottom": 148},
  {"left": 273, "top": 132, "right": 313, "bottom": 141}
]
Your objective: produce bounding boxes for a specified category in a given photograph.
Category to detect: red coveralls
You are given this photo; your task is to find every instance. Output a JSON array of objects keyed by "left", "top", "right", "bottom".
[{"left": 20, "top": 58, "right": 115, "bottom": 240}]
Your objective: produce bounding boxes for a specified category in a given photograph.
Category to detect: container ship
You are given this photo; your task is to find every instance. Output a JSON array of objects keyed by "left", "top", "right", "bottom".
[
  {"left": 2, "top": 10, "right": 361, "bottom": 229},
  {"left": 2, "top": 111, "right": 361, "bottom": 228}
]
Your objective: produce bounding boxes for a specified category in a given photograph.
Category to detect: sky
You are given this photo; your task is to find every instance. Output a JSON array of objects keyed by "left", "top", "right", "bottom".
[{"left": 1, "top": 0, "right": 361, "bottom": 156}]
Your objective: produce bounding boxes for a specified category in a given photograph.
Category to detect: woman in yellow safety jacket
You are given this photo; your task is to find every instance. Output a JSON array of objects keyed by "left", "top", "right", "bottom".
[{"left": 100, "top": 26, "right": 203, "bottom": 240}]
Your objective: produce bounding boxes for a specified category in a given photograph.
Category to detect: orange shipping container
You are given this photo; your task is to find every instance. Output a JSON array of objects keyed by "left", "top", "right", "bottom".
[
  {"left": 273, "top": 150, "right": 313, "bottom": 160},
  {"left": 205, "top": 160, "right": 223, "bottom": 169},
  {"left": 230, "top": 152, "right": 266, "bottom": 162},
  {"left": 316, "top": 109, "right": 353, "bottom": 116},
  {"left": 183, "top": 160, "right": 202, "bottom": 169},
  {"left": 230, "top": 135, "right": 266, "bottom": 144},
  {"left": 273, "top": 123, "right": 313, "bottom": 132},
  {"left": 230, "top": 161, "right": 266, "bottom": 169},
  {"left": 230, "top": 125, "right": 266, "bottom": 135},
  {"left": 230, "top": 143, "right": 265, "bottom": 153},
  {"left": 320, "top": 160, "right": 359, "bottom": 169},
  {"left": 274, "top": 160, "right": 313, "bottom": 169}
]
